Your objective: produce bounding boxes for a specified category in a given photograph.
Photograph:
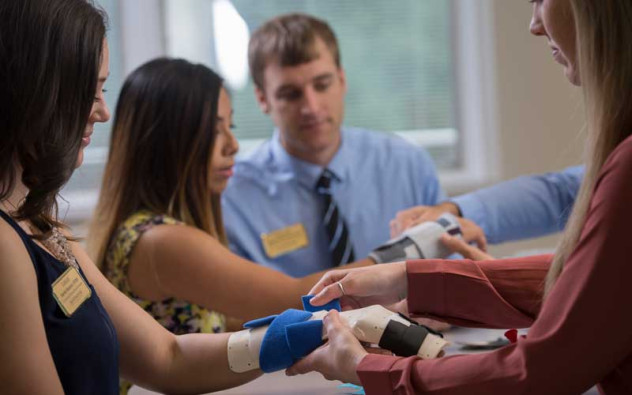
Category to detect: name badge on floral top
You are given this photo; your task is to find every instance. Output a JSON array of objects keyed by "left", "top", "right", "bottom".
[
  {"left": 52, "top": 266, "right": 92, "bottom": 317},
  {"left": 261, "top": 223, "right": 309, "bottom": 258}
]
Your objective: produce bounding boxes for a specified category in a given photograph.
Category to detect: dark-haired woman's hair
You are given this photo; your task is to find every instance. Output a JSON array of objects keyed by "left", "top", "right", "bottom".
[
  {"left": 0, "top": 0, "right": 107, "bottom": 236},
  {"left": 88, "top": 58, "right": 227, "bottom": 271}
]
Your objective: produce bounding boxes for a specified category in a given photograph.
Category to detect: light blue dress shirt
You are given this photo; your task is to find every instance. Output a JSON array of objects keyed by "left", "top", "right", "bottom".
[
  {"left": 452, "top": 165, "right": 584, "bottom": 244},
  {"left": 222, "top": 127, "right": 445, "bottom": 277}
]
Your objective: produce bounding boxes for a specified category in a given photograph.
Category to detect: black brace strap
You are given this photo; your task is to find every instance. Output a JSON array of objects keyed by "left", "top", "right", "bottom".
[
  {"left": 397, "top": 313, "right": 444, "bottom": 338},
  {"left": 378, "top": 320, "right": 432, "bottom": 357}
]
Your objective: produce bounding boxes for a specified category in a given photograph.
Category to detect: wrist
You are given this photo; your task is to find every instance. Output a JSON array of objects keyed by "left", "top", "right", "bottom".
[
  {"left": 439, "top": 201, "right": 462, "bottom": 217},
  {"left": 397, "top": 262, "right": 408, "bottom": 301},
  {"left": 351, "top": 350, "right": 369, "bottom": 384}
]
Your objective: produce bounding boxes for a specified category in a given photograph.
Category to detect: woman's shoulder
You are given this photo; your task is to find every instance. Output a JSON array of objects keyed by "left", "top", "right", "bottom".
[
  {"left": 0, "top": 217, "right": 29, "bottom": 261},
  {"left": 0, "top": 213, "right": 32, "bottom": 262},
  {"left": 109, "top": 211, "right": 213, "bottom": 265},
  {"left": 591, "top": 135, "right": 632, "bottom": 214},
  {"left": 106, "top": 211, "right": 183, "bottom": 277},
  {"left": 122, "top": 210, "right": 182, "bottom": 231},
  {"left": 135, "top": 217, "right": 215, "bottom": 252},
  {"left": 0, "top": 216, "right": 38, "bottom": 293},
  {"left": 608, "top": 134, "right": 632, "bottom": 163},
  {"left": 112, "top": 211, "right": 181, "bottom": 246},
  {"left": 599, "top": 135, "right": 632, "bottom": 181}
]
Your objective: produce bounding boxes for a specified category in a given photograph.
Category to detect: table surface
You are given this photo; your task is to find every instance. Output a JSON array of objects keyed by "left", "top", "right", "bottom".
[{"left": 129, "top": 326, "right": 599, "bottom": 395}]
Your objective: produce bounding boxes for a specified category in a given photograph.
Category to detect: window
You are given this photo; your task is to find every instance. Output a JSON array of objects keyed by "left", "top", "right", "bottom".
[
  {"left": 61, "top": 0, "right": 499, "bottom": 221},
  {"left": 164, "top": 0, "right": 461, "bottom": 168}
]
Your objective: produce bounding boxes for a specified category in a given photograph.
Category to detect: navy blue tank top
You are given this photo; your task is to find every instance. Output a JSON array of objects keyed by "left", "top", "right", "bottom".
[{"left": 0, "top": 210, "right": 119, "bottom": 394}]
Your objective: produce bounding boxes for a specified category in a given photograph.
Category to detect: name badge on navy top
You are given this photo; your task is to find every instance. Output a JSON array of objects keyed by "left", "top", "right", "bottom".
[
  {"left": 261, "top": 224, "right": 309, "bottom": 258},
  {"left": 52, "top": 266, "right": 92, "bottom": 317}
]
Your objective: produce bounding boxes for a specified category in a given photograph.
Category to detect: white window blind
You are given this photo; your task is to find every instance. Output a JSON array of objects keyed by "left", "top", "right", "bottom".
[{"left": 165, "top": 0, "right": 459, "bottom": 168}]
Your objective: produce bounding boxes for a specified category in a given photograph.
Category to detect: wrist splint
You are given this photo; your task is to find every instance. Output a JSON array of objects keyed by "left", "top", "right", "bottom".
[
  {"left": 227, "top": 296, "right": 449, "bottom": 373},
  {"left": 369, "top": 213, "right": 462, "bottom": 264}
]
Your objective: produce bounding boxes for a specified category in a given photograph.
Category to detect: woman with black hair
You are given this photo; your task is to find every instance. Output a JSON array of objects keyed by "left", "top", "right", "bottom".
[{"left": 0, "top": 1, "right": 266, "bottom": 393}]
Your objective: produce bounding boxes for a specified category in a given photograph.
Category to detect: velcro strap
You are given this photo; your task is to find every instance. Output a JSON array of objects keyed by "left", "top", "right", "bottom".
[
  {"left": 301, "top": 295, "right": 341, "bottom": 312},
  {"left": 397, "top": 313, "right": 444, "bottom": 338},
  {"left": 378, "top": 320, "right": 430, "bottom": 357}
]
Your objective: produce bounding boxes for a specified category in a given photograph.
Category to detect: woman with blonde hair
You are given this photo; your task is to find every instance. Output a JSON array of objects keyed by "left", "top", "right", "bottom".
[{"left": 288, "top": 0, "right": 632, "bottom": 393}]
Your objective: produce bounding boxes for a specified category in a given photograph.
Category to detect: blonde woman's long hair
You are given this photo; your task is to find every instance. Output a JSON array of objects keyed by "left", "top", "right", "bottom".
[
  {"left": 546, "top": 0, "right": 632, "bottom": 294},
  {"left": 88, "top": 58, "right": 228, "bottom": 273}
]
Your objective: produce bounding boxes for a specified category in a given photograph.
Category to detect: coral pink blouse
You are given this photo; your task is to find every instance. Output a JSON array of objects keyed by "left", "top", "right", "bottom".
[{"left": 358, "top": 136, "right": 632, "bottom": 394}]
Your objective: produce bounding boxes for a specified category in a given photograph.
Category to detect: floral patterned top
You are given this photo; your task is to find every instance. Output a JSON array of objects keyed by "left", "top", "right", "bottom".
[{"left": 105, "top": 210, "right": 226, "bottom": 394}]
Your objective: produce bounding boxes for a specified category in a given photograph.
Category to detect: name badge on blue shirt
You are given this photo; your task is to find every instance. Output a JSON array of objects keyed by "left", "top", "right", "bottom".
[{"left": 260, "top": 224, "right": 309, "bottom": 258}]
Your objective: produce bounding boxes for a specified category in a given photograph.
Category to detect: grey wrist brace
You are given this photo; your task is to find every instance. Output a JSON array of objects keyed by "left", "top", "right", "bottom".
[{"left": 369, "top": 213, "right": 462, "bottom": 263}]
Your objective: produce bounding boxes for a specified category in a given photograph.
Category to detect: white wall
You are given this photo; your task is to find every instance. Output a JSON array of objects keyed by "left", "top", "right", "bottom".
[{"left": 481, "top": 1, "right": 585, "bottom": 257}]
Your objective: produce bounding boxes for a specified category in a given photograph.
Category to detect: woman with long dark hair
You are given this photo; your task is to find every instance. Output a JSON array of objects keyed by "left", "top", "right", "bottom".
[
  {"left": 0, "top": 1, "right": 287, "bottom": 393},
  {"left": 87, "top": 56, "right": 374, "bottom": 329},
  {"left": 287, "top": 0, "right": 632, "bottom": 393}
]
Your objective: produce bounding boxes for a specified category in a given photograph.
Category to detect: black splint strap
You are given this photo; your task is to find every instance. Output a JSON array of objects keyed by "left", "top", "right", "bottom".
[{"left": 378, "top": 321, "right": 432, "bottom": 357}]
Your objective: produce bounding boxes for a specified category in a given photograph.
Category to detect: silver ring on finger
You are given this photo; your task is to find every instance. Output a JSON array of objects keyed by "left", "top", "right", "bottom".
[{"left": 337, "top": 281, "right": 346, "bottom": 296}]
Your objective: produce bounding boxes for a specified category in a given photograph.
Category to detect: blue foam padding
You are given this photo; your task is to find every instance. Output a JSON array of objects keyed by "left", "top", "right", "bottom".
[
  {"left": 244, "top": 315, "right": 277, "bottom": 329},
  {"left": 259, "top": 309, "right": 313, "bottom": 373},
  {"left": 286, "top": 320, "right": 324, "bottom": 359},
  {"left": 302, "top": 295, "right": 341, "bottom": 312}
]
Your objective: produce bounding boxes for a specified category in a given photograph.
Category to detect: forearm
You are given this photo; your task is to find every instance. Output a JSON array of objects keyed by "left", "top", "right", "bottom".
[
  {"left": 406, "top": 255, "right": 550, "bottom": 328},
  {"left": 452, "top": 168, "right": 582, "bottom": 244},
  {"left": 151, "top": 333, "right": 261, "bottom": 394}
]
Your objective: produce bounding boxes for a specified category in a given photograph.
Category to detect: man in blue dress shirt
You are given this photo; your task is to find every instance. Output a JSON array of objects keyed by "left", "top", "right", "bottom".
[
  {"left": 390, "top": 166, "right": 584, "bottom": 244},
  {"left": 221, "top": 13, "right": 445, "bottom": 277}
]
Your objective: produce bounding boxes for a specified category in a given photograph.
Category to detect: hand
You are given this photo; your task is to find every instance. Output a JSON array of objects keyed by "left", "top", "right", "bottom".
[
  {"left": 286, "top": 310, "right": 368, "bottom": 385},
  {"left": 390, "top": 202, "right": 460, "bottom": 238},
  {"left": 456, "top": 217, "right": 488, "bottom": 252},
  {"left": 308, "top": 263, "right": 407, "bottom": 310},
  {"left": 440, "top": 234, "right": 494, "bottom": 261},
  {"left": 390, "top": 203, "right": 488, "bottom": 251}
]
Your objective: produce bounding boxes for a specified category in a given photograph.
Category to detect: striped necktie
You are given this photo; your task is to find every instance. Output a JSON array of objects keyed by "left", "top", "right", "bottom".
[{"left": 316, "top": 169, "right": 355, "bottom": 266}]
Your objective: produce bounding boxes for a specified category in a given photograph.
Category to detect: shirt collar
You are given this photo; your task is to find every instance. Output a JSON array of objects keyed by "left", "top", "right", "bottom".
[{"left": 270, "top": 128, "right": 349, "bottom": 190}]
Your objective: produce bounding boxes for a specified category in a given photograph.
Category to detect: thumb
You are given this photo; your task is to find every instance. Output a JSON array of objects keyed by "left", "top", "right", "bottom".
[{"left": 286, "top": 346, "right": 324, "bottom": 376}]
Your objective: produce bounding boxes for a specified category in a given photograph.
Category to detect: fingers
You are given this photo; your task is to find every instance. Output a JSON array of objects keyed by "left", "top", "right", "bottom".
[
  {"left": 323, "top": 309, "right": 344, "bottom": 331},
  {"left": 440, "top": 234, "right": 493, "bottom": 261},
  {"left": 286, "top": 347, "right": 321, "bottom": 376},
  {"left": 464, "top": 226, "right": 488, "bottom": 252},
  {"left": 391, "top": 203, "right": 461, "bottom": 238},
  {"left": 308, "top": 270, "right": 348, "bottom": 298},
  {"left": 286, "top": 311, "right": 346, "bottom": 376},
  {"left": 458, "top": 218, "right": 489, "bottom": 252},
  {"left": 309, "top": 281, "right": 346, "bottom": 306},
  {"left": 389, "top": 219, "right": 400, "bottom": 238},
  {"left": 474, "top": 232, "right": 488, "bottom": 252},
  {"left": 390, "top": 206, "right": 428, "bottom": 237}
]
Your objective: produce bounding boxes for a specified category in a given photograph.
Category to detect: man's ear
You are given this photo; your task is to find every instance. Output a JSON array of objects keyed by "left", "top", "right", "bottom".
[
  {"left": 255, "top": 86, "right": 270, "bottom": 114},
  {"left": 338, "top": 68, "right": 348, "bottom": 96}
]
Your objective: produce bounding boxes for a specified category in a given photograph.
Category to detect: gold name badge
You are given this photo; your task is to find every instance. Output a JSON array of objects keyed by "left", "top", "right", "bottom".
[
  {"left": 51, "top": 266, "right": 92, "bottom": 317},
  {"left": 261, "top": 223, "right": 309, "bottom": 259}
]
